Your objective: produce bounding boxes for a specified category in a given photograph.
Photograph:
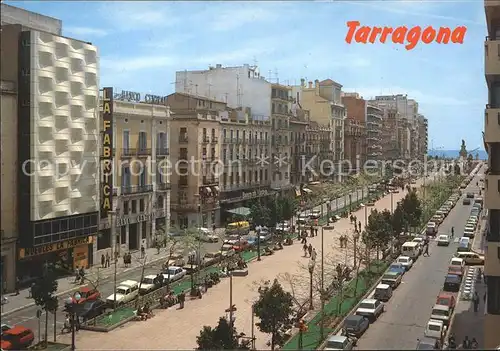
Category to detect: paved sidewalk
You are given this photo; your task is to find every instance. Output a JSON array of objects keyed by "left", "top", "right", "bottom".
[
  {"left": 56, "top": 180, "right": 422, "bottom": 350},
  {"left": 1, "top": 247, "right": 169, "bottom": 316}
]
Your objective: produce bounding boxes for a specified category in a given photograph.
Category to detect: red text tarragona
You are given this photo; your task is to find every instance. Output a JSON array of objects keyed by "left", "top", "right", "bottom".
[{"left": 345, "top": 21, "right": 467, "bottom": 50}]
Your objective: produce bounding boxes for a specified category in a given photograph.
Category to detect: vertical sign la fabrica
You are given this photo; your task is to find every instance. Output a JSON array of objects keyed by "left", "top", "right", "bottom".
[{"left": 101, "top": 87, "right": 113, "bottom": 219}]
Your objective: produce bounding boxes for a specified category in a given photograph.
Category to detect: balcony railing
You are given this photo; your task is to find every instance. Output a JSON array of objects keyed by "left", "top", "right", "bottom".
[
  {"left": 202, "top": 177, "right": 219, "bottom": 185},
  {"left": 211, "top": 136, "right": 218, "bottom": 143},
  {"left": 179, "top": 136, "right": 188, "bottom": 143},
  {"left": 157, "top": 182, "right": 171, "bottom": 191},
  {"left": 485, "top": 106, "right": 500, "bottom": 144},
  {"left": 121, "top": 184, "right": 153, "bottom": 195},
  {"left": 220, "top": 181, "right": 271, "bottom": 192},
  {"left": 156, "top": 148, "right": 169, "bottom": 157},
  {"left": 202, "top": 135, "right": 210, "bottom": 143},
  {"left": 121, "top": 148, "right": 151, "bottom": 157}
]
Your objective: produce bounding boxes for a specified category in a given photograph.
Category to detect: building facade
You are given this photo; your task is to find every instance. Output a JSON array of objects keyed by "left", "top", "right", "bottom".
[
  {"left": 380, "top": 108, "right": 400, "bottom": 160},
  {"left": 1, "top": 5, "right": 64, "bottom": 292},
  {"left": 417, "top": 114, "right": 428, "bottom": 158},
  {"left": 344, "top": 119, "right": 367, "bottom": 171},
  {"left": 13, "top": 29, "right": 100, "bottom": 284},
  {"left": 366, "top": 104, "right": 383, "bottom": 161},
  {"left": 483, "top": 1, "right": 500, "bottom": 347},
  {"left": 289, "top": 109, "right": 309, "bottom": 185},
  {"left": 271, "top": 84, "right": 292, "bottom": 190},
  {"left": 97, "top": 93, "right": 171, "bottom": 259}
]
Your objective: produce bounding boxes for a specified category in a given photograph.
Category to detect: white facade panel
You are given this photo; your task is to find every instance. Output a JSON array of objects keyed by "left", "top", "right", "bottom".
[
  {"left": 175, "top": 65, "right": 272, "bottom": 118},
  {"left": 30, "top": 31, "right": 99, "bottom": 221}
]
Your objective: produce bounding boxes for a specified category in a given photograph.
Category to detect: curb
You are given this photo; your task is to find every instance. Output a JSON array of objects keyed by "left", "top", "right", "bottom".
[{"left": 1, "top": 255, "right": 167, "bottom": 318}]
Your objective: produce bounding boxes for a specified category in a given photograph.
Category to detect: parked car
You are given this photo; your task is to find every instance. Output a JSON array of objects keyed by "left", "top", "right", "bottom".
[
  {"left": 341, "top": 315, "right": 369, "bottom": 337},
  {"left": 416, "top": 336, "right": 440, "bottom": 350},
  {"left": 381, "top": 271, "right": 402, "bottom": 289},
  {"left": 396, "top": 256, "right": 414, "bottom": 271},
  {"left": 220, "top": 244, "right": 236, "bottom": 257},
  {"left": 449, "top": 257, "right": 465, "bottom": 271},
  {"left": 324, "top": 335, "right": 356, "bottom": 350},
  {"left": 203, "top": 251, "right": 222, "bottom": 266},
  {"left": 447, "top": 266, "right": 463, "bottom": 280},
  {"left": 455, "top": 252, "right": 485, "bottom": 265},
  {"left": 436, "top": 291, "right": 456, "bottom": 311},
  {"left": 196, "top": 228, "right": 219, "bottom": 243},
  {"left": 457, "top": 237, "right": 471, "bottom": 252},
  {"left": 1, "top": 324, "right": 12, "bottom": 337},
  {"left": 436, "top": 235, "right": 450, "bottom": 246},
  {"left": 75, "top": 300, "right": 108, "bottom": 322},
  {"left": 0, "top": 326, "right": 34, "bottom": 350},
  {"left": 66, "top": 287, "right": 101, "bottom": 305},
  {"left": 232, "top": 239, "right": 250, "bottom": 253},
  {"left": 388, "top": 263, "right": 406, "bottom": 276},
  {"left": 309, "top": 210, "right": 321, "bottom": 220},
  {"left": 443, "top": 274, "right": 461, "bottom": 292},
  {"left": 355, "top": 299, "right": 384, "bottom": 322},
  {"left": 139, "top": 275, "right": 162, "bottom": 295},
  {"left": 373, "top": 283, "right": 393, "bottom": 302},
  {"left": 430, "top": 304, "right": 451, "bottom": 326},
  {"left": 162, "top": 266, "right": 187, "bottom": 283},
  {"left": 466, "top": 192, "right": 474, "bottom": 199},
  {"left": 462, "top": 198, "right": 471, "bottom": 205},
  {"left": 424, "top": 319, "right": 447, "bottom": 340},
  {"left": 106, "top": 280, "right": 139, "bottom": 306}
]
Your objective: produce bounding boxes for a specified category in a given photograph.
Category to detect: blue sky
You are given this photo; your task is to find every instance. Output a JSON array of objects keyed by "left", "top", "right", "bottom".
[{"left": 11, "top": 0, "right": 486, "bottom": 150}]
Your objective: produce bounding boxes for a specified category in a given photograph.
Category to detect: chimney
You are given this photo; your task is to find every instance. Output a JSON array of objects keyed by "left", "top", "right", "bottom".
[
  {"left": 308, "top": 81, "right": 313, "bottom": 89},
  {"left": 314, "top": 79, "right": 319, "bottom": 88},
  {"left": 300, "top": 78, "right": 305, "bottom": 87}
]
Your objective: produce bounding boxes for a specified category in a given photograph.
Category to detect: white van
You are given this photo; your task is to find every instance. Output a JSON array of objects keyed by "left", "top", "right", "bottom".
[
  {"left": 401, "top": 241, "right": 420, "bottom": 260},
  {"left": 426, "top": 222, "right": 437, "bottom": 236}
]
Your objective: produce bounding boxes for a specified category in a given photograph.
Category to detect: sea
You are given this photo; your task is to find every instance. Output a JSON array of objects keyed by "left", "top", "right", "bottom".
[{"left": 427, "top": 149, "right": 488, "bottom": 160}]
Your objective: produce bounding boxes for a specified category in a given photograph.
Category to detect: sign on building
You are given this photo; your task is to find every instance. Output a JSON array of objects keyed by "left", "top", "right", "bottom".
[{"left": 101, "top": 87, "right": 114, "bottom": 219}]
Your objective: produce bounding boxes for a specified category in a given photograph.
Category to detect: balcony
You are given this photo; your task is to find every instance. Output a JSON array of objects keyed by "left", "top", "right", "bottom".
[
  {"left": 202, "top": 135, "right": 210, "bottom": 143},
  {"left": 485, "top": 174, "right": 500, "bottom": 209},
  {"left": 157, "top": 182, "right": 171, "bottom": 191},
  {"left": 202, "top": 177, "right": 219, "bottom": 186},
  {"left": 200, "top": 199, "right": 220, "bottom": 210},
  {"left": 221, "top": 181, "right": 271, "bottom": 192},
  {"left": 179, "top": 136, "right": 188, "bottom": 143},
  {"left": 171, "top": 202, "right": 197, "bottom": 211},
  {"left": 121, "top": 184, "right": 153, "bottom": 195},
  {"left": 156, "top": 148, "right": 169, "bottom": 157},
  {"left": 211, "top": 136, "right": 218, "bottom": 143},
  {"left": 485, "top": 106, "right": 500, "bottom": 143},
  {"left": 121, "top": 148, "right": 151, "bottom": 158},
  {"left": 485, "top": 37, "right": 500, "bottom": 79},
  {"left": 223, "top": 137, "right": 231, "bottom": 144}
]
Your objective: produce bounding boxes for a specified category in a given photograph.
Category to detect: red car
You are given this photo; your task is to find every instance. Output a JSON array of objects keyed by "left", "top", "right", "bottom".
[
  {"left": 448, "top": 266, "right": 464, "bottom": 278},
  {"left": 232, "top": 240, "right": 250, "bottom": 253},
  {"left": 1, "top": 326, "right": 35, "bottom": 350},
  {"left": 436, "top": 291, "right": 456, "bottom": 310},
  {"left": 71, "top": 287, "right": 101, "bottom": 304}
]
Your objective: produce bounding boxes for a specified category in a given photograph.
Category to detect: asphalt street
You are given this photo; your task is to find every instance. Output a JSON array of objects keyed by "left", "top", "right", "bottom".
[
  {"left": 354, "top": 171, "right": 482, "bottom": 350},
  {"left": 3, "top": 186, "right": 369, "bottom": 341}
]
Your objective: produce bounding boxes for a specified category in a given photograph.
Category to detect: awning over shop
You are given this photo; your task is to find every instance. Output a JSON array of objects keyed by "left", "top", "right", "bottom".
[
  {"left": 302, "top": 188, "right": 313, "bottom": 194},
  {"left": 295, "top": 187, "right": 301, "bottom": 197},
  {"left": 226, "top": 207, "right": 251, "bottom": 217}
]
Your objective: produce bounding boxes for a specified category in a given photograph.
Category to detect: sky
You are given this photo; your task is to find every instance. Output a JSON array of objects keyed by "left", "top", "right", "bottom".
[{"left": 10, "top": 0, "right": 487, "bottom": 150}]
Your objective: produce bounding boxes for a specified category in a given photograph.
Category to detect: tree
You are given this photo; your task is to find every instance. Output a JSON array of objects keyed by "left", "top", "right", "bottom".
[
  {"left": 31, "top": 267, "right": 58, "bottom": 347},
  {"left": 250, "top": 202, "right": 271, "bottom": 228},
  {"left": 253, "top": 279, "right": 294, "bottom": 350},
  {"left": 196, "top": 317, "right": 250, "bottom": 350},
  {"left": 391, "top": 203, "right": 406, "bottom": 237},
  {"left": 401, "top": 191, "right": 422, "bottom": 230},
  {"left": 276, "top": 196, "right": 297, "bottom": 222},
  {"left": 364, "top": 210, "right": 392, "bottom": 260}
]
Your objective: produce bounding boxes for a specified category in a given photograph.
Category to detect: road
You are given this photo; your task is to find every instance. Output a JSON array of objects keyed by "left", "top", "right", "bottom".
[
  {"left": 354, "top": 170, "right": 483, "bottom": 350},
  {"left": 56, "top": 177, "right": 426, "bottom": 350},
  {"left": 3, "top": 185, "right": 371, "bottom": 342}
]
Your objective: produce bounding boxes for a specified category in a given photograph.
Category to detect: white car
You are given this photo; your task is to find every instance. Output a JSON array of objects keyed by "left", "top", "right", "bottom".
[
  {"left": 430, "top": 304, "right": 451, "bottom": 326},
  {"left": 220, "top": 244, "right": 236, "bottom": 257},
  {"left": 355, "top": 299, "right": 384, "bottom": 322},
  {"left": 162, "top": 266, "right": 186, "bottom": 282},
  {"left": 139, "top": 275, "right": 159, "bottom": 294},
  {"left": 396, "top": 256, "right": 414, "bottom": 270},
  {"left": 324, "top": 335, "right": 356, "bottom": 350},
  {"left": 309, "top": 210, "right": 321, "bottom": 219},
  {"left": 437, "top": 234, "right": 450, "bottom": 246},
  {"left": 106, "top": 280, "right": 139, "bottom": 306},
  {"left": 463, "top": 228, "right": 475, "bottom": 238},
  {"left": 197, "top": 227, "right": 219, "bottom": 242},
  {"left": 424, "top": 319, "right": 447, "bottom": 340}
]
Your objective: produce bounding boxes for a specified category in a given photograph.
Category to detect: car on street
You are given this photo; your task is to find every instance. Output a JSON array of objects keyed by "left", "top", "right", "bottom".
[
  {"left": 324, "top": 335, "right": 356, "bottom": 350},
  {"left": 424, "top": 319, "right": 447, "bottom": 340},
  {"left": 455, "top": 252, "right": 485, "bottom": 265},
  {"left": 466, "top": 192, "right": 474, "bottom": 198},
  {"left": 396, "top": 255, "right": 414, "bottom": 270},
  {"left": 232, "top": 239, "right": 250, "bottom": 253},
  {"left": 373, "top": 283, "right": 393, "bottom": 302},
  {"left": 309, "top": 210, "right": 321, "bottom": 219},
  {"left": 341, "top": 315, "right": 369, "bottom": 337},
  {"left": 355, "top": 299, "right": 384, "bottom": 322},
  {"left": 447, "top": 266, "right": 463, "bottom": 280},
  {"left": 457, "top": 237, "right": 471, "bottom": 252},
  {"left": 416, "top": 337, "right": 440, "bottom": 350},
  {"left": 464, "top": 223, "right": 475, "bottom": 233},
  {"left": 66, "top": 287, "right": 101, "bottom": 305},
  {"left": 430, "top": 304, "right": 451, "bottom": 326},
  {"left": 195, "top": 227, "right": 219, "bottom": 242},
  {"left": 203, "top": 251, "right": 222, "bottom": 266},
  {"left": 162, "top": 266, "right": 187, "bottom": 283},
  {"left": 463, "top": 227, "right": 475, "bottom": 238},
  {"left": 0, "top": 326, "right": 35, "bottom": 350},
  {"left": 462, "top": 198, "right": 471, "bottom": 205},
  {"left": 1, "top": 324, "right": 12, "bottom": 336},
  {"left": 220, "top": 244, "right": 236, "bottom": 257},
  {"left": 436, "top": 291, "right": 456, "bottom": 311},
  {"left": 449, "top": 257, "right": 465, "bottom": 270},
  {"left": 437, "top": 234, "right": 450, "bottom": 246},
  {"left": 381, "top": 271, "right": 402, "bottom": 289},
  {"left": 75, "top": 300, "right": 108, "bottom": 322},
  {"left": 139, "top": 275, "right": 161, "bottom": 295},
  {"left": 443, "top": 274, "right": 461, "bottom": 292},
  {"left": 426, "top": 222, "right": 437, "bottom": 236},
  {"left": 388, "top": 263, "right": 406, "bottom": 276},
  {"left": 105, "top": 280, "right": 139, "bottom": 306}
]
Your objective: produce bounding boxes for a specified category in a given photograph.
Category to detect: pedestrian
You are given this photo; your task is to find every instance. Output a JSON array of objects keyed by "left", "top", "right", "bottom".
[
  {"left": 314, "top": 227, "right": 318, "bottom": 236},
  {"left": 423, "top": 244, "right": 430, "bottom": 256},
  {"left": 471, "top": 337, "right": 478, "bottom": 349},
  {"left": 301, "top": 233, "right": 307, "bottom": 244},
  {"left": 339, "top": 236, "right": 343, "bottom": 248},
  {"left": 473, "top": 292, "right": 479, "bottom": 312},
  {"left": 303, "top": 243, "right": 308, "bottom": 257},
  {"left": 28, "top": 282, "right": 35, "bottom": 298},
  {"left": 74, "top": 267, "right": 80, "bottom": 283},
  {"left": 358, "top": 221, "right": 361, "bottom": 231},
  {"left": 178, "top": 291, "right": 185, "bottom": 309},
  {"left": 308, "top": 244, "right": 313, "bottom": 257},
  {"left": 462, "top": 336, "right": 471, "bottom": 349},
  {"left": 156, "top": 241, "right": 161, "bottom": 255},
  {"left": 101, "top": 254, "right": 105, "bottom": 268},
  {"left": 310, "top": 226, "right": 314, "bottom": 238},
  {"left": 311, "top": 248, "right": 317, "bottom": 261},
  {"left": 212, "top": 223, "right": 216, "bottom": 232},
  {"left": 140, "top": 245, "right": 145, "bottom": 258}
]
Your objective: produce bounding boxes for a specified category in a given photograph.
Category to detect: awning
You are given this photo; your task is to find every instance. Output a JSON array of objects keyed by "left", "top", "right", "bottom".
[
  {"left": 205, "top": 187, "right": 212, "bottom": 193},
  {"left": 226, "top": 207, "right": 251, "bottom": 217},
  {"left": 302, "top": 188, "right": 313, "bottom": 194},
  {"left": 295, "top": 187, "right": 301, "bottom": 197},
  {"left": 213, "top": 186, "right": 219, "bottom": 192}
]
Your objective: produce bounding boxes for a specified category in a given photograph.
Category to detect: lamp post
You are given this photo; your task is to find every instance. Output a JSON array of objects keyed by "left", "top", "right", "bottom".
[
  {"left": 108, "top": 209, "right": 118, "bottom": 310},
  {"left": 308, "top": 259, "right": 315, "bottom": 310},
  {"left": 65, "top": 293, "right": 81, "bottom": 351},
  {"left": 353, "top": 231, "right": 360, "bottom": 268}
]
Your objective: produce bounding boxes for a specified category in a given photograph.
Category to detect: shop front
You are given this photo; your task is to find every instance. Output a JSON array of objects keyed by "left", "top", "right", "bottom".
[
  {"left": 17, "top": 236, "right": 95, "bottom": 285},
  {"left": 219, "top": 186, "right": 274, "bottom": 225}
]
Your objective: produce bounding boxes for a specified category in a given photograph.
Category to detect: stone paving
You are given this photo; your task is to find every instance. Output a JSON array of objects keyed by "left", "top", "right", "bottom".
[{"left": 57, "top": 180, "right": 425, "bottom": 350}]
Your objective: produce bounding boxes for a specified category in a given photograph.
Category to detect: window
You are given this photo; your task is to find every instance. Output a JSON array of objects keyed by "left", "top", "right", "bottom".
[
  {"left": 157, "top": 132, "right": 167, "bottom": 152},
  {"left": 139, "top": 165, "right": 147, "bottom": 186},
  {"left": 138, "top": 131, "right": 147, "bottom": 150},
  {"left": 123, "top": 131, "right": 130, "bottom": 150},
  {"left": 131, "top": 200, "right": 137, "bottom": 213},
  {"left": 140, "top": 199, "right": 145, "bottom": 212},
  {"left": 122, "top": 165, "right": 131, "bottom": 188},
  {"left": 123, "top": 201, "right": 129, "bottom": 215}
]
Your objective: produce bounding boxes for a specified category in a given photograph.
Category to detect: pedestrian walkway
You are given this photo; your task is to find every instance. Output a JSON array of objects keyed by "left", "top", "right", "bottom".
[
  {"left": 56, "top": 179, "right": 423, "bottom": 350},
  {"left": 1, "top": 247, "right": 169, "bottom": 316}
]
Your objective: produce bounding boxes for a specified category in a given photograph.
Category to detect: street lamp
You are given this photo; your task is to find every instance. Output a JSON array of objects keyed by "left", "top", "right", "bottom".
[
  {"left": 359, "top": 203, "right": 367, "bottom": 231},
  {"left": 64, "top": 293, "right": 81, "bottom": 351},
  {"left": 108, "top": 208, "right": 119, "bottom": 310},
  {"left": 353, "top": 231, "right": 360, "bottom": 268},
  {"left": 308, "top": 260, "right": 315, "bottom": 310}
]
